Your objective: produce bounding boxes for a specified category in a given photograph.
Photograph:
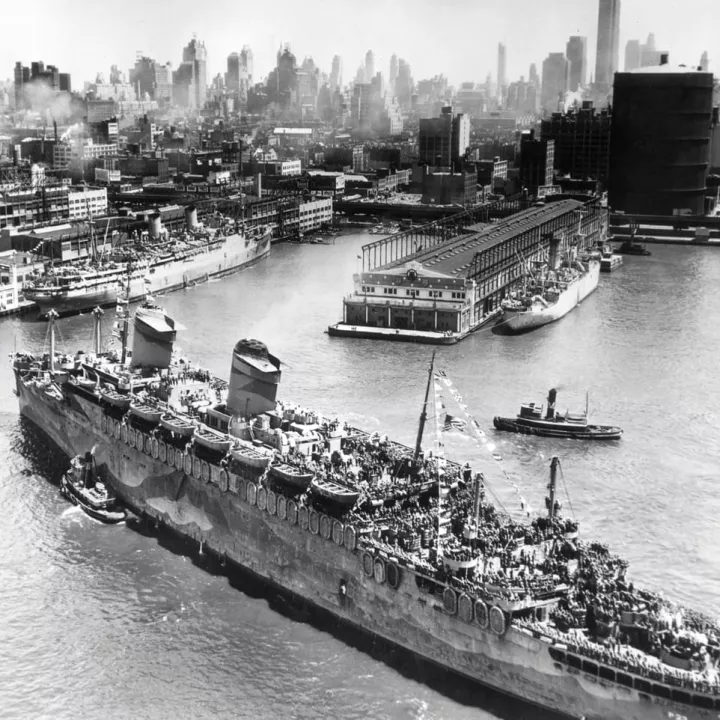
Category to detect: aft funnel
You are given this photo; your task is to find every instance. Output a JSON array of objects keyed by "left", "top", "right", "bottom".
[
  {"left": 227, "top": 339, "right": 281, "bottom": 418},
  {"left": 131, "top": 305, "right": 177, "bottom": 369}
]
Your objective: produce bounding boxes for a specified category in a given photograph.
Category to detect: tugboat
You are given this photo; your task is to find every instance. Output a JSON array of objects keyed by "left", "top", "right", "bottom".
[
  {"left": 493, "top": 388, "right": 623, "bottom": 440},
  {"left": 60, "top": 450, "right": 127, "bottom": 523}
]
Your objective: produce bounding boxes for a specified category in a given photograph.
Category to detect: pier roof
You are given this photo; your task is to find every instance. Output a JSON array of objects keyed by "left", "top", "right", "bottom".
[{"left": 405, "top": 200, "right": 584, "bottom": 278}]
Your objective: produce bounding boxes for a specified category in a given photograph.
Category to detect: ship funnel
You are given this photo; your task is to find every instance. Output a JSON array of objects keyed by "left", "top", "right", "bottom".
[
  {"left": 185, "top": 205, "right": 198, "bottom": 230},
  {"left": 546, "top": 388, "right": 557, "bottom": 420},
  {"left": 148, "top": 212, "right": 162, "bottom": 239},
  {"left": 131, "top": 305, "right": 177, "bottom": 369},
  {"left": 227, "top": 338, "right": 281, "bottom": 418}
]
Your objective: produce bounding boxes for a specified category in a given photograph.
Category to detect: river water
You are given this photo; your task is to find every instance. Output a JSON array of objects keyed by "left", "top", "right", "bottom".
[{"left": 1, "top": 232, "right": 719, "bottom": 720}]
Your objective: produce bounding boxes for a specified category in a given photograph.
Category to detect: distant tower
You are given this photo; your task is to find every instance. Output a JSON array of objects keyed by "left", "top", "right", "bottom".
[
  {"left": 700, "top": 51, "right": 709, "bottom": 72},
  {"left": 566, "top": 36, "right": 587, "bottom": 91},
  {"left": 389, "top": 53, "right": 398, "bottom": 93},
  {"left": 595, "top": 0, "right": 621, "bottom": 89},
  {"left": 624, "top": 39, "right": 641, "bottom": 71},
  {"left": 365, "top": 50, "right": 375, "bottom": 84},
  {"left": 529, "top": 63, "right": 539, "bottom": 88},
  {"left": 497, "top": 43, "right": 507, "bottom": 96},
  {"left": 330, "top": 55, "right": 343, "bottom": 90}
]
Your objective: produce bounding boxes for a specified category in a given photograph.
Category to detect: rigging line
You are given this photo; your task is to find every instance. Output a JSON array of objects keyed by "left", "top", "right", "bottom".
[{"left": 558, "top": 462, "right": 576, "bottom": 520}]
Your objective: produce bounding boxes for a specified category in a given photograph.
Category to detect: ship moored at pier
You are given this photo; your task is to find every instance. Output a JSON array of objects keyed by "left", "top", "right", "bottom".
[
  {"left": 11, "top": 301, "right": 720, "bottom": 720},
  {"left": 329, "top": 199, "right": 608, "bottom": 345}
]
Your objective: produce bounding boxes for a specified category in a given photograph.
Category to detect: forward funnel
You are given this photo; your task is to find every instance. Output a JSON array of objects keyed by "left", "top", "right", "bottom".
[
  {"left": 131, "top": 306, "right": 177, "bottom": 369},
  {"left": 227, "top": 339, "right": 281, "bottom": 418}
]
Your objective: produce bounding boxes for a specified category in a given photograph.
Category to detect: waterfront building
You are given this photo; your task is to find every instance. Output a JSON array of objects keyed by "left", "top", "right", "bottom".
[
  {"left": 338, "top": 200, "right": 605, "bottom": 340},
  {"left": 540, "top": 102, "right": 611, "bottom": 185},
  {"left": 541, "top": 53, "right": 568, "bottom": 114},
  {"left": 609, "top": 63, "right": 714, "bottom": 216},
  {"left": 566, "top": 36, "right": 587, "bottom": 91},
  {"left": 595, "top": 0, "right": 621, "bottom": 90},
  {"left": 298, "top": 197, "right": 333, "bottom": 232},
  {"left": 67, "top": 188, "right": 108, "bottom": 219},
  {"left": 421, "top": 168, "right": 476, "bottom": 207},
  {"left": 519, "top": 130, "right": 554, "bottom": 195},
  {"left": 418, "top": 107, "right": 470, "bottom": 168}
]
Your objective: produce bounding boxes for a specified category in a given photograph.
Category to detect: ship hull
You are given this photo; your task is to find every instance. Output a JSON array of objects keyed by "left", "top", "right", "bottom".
[
  {"left": 29, "top": 233, "right": 271, "bottom": 318},
  {"left": 500, "top": 262, "right": 600, "bottom": 335},
  {"left": 13, "top": 378, "right": 715, "bottom": 720}
]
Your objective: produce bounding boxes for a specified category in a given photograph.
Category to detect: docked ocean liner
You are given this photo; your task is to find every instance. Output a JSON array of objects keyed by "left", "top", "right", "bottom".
[
  {"left": 498, "top": 253, "right": 600, "bottom": 334},
  {"left": 23, "top": 206, "right": 271, "bottom": 317},
  {"left": 11, "top": 306, "right": 720, "bottom": 720}
]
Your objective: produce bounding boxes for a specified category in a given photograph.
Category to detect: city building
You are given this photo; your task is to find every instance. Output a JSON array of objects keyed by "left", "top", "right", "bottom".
[
  {"left": 609, "top": 64, "right": 714, "bottom": 216},
  {"left": 418, "top": 107, "right": 470, "bottom": 168},
  {"left": 541, "top": 53, "right": 568, "bottom": 114},
  {"left": 700, "top": 51, "right": 709, "bottom": 72},
  {"left": 624, "top": 40, "right": 641, "bottom": 71},
  {"left": 506, "top": 79, "right": 538, "bottom": 114},
  {"left": 519, "top": 130, "right": 555, "bottom": 194},
  {"left": 365, "top": 51, "right": 375, "bottom": 84},
  {"left": 640, "top": 34, "right": 667, "bottom": 68},
  {"left": 306, "top": 170, "right": 345, "bottom": 196},
  {"left": 454, "top": 83, "right": 487, "bottom": 117},
  {"left": 389, "top": 54, "right": 398, "bottom": 95},
  {"left": 13, "top": 60, "right": 71, "bottom": 111},
  {"left": 421, "top": 168, "right": 477, "bottom": 206},
  {"left": 497, "top": 43, "right": 507, "bottom": 98},
  {"left": 395, "top": 59, "right": 414, "bottom": 109},
  {"left": 566, "top": 36, "right": 588, "bottom": 91},
  {"left": 330, "top": 56, "right": 343, "bottom": 91},
  {"left": 540, "top": 102, "right": 611, "bottom": 185},
  {"left": 67, "top": 188, "right": 108, "bottom": 219},
  {"left": 173, "top": 37, "right": 207, "bottom": 109},
  {"left": 298, "top": 197, "right": 333, "bottom": 232},
  {"left": 595, "top": 0, "right": 621, "bottom": 90}
]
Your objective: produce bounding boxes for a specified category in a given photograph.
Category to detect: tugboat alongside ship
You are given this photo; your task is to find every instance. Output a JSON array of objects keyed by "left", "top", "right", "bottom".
[{"left": 11, "top": 294, "right": 720, "bottom": 720}]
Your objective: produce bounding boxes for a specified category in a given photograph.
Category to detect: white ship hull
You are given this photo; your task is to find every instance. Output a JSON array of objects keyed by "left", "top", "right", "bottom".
[
  {"left": 502, "top": 262, "right": 600, "bottom": 334},
  {"left": 28, "top": 231, "right": 271, "bottom": 317}
]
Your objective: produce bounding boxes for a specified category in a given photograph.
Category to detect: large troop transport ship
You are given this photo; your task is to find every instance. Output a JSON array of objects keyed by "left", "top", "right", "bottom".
[
  {"left": 23, "top": 205, "right": 271, "bottom": 317},
  {"left": 11, "top": 304, "right": 720, "bottom": 720}
]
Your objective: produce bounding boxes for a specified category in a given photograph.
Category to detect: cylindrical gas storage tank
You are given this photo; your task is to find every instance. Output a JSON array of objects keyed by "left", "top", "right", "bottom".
[{"left": 609, "top": 66, "right": 714, "bottom": 216}]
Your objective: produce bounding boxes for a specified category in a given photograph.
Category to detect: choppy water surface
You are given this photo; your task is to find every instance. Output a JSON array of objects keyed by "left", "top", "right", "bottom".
[{"left": 1, "top": 234, "right": 719, "bottom": 720}]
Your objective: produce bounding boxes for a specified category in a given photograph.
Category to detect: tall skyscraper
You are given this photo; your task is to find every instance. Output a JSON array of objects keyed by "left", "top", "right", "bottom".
[
  {"left": 173, "top": 37, "right": 207, "bottom": 109},
  {"left": 640, "top": 34, "right": 667, "bottom": 67},
  {"left": 497, "top": 43, "right": 507, "bottom": 96},
  {"left": 226, "top": 53, "right": 241, "bottom": 92},
  {"left": 700, "top": 51, "right": 709, "bottom": 72},
  {"left": 389, "top": 54, "right": 398, "bottom": 94},
  {"left": 624, "top": 40, "right": 641, "bottom": 71},
  {"left": 240, "top": 46, "right": 254, "bottom": 85},
  {"left": 329, "top": 55, "right": 342, "bottom": 91},
  {"left": 365, "top": 50, "right": 375, "bottom": 84},
  {"left": 541, "top": 53, "right": 568, "bottom": 114},
  {"left": 395, "top": 58, "right": 413, "bottom": 108},
  {"left": 566, "top": 36, "right": 587, "bottom": 91},
  {"left": 529, "top": 63, "right": 540, "bottom": 88},
  {"left": 595, "top": 0, "right": 621, "bottom": 89}
]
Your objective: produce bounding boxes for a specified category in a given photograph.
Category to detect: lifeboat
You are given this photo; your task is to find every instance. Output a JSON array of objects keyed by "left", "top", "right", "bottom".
[
  {"left": 230, "top": 441, "right": 273, "bottom": 469},
  {"left": 100, "top": 388, "right": 131, "bottom": 410},
  {"left": 311, "top": 477, "right": 360, "bottom": 509},
  {"left": 129, "top": 401, "right": 163, "bottom": 423},
  {"left": 268, "top": 462, "right": 314, "bottom": 491},
  {"left": 160, "top": 412, "right": 196, "bottom": 437},
  {"left": 193, "top": 425, "right": 233, "bottom": 453}
]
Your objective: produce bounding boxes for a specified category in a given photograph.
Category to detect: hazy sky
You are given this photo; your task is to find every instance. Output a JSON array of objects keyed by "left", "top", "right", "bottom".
[{"left": 3, "top": 0, "right": 717, "bottom": 88}]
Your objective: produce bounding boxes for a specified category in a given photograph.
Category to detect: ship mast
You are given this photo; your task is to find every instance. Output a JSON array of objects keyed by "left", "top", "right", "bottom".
[
  {"left": 546, "top": 456, "right": 560, "bottom": 520},
  {"left": 47, "top": 308, "right": 58, "bottom": 372},
  {"left": 120, "top": 263, "right": 131, "bottom": 365},
  {"left": 92, "top": 306, "right": 104, "bottom": 355},
  {"left": 413, "top": 350, "right": 436, "bottom": 464}
]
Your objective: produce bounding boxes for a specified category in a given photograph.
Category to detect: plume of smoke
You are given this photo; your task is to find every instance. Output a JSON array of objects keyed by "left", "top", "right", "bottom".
[
  {"left": 563, "top": 90, "right": 584, "bottom": 113},
  {"left": 23, "top": 79, "right": 73, "bottom": 121}
]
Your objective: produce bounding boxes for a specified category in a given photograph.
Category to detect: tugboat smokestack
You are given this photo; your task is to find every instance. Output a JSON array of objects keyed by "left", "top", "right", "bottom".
[{"left": 546, "top": 388, "right": 557, "bottom": 420}]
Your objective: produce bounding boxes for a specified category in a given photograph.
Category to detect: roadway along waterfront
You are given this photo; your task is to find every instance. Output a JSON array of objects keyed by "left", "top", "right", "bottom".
[{"left": 0, "top": 231, "right": 719, "bottom": 720}]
